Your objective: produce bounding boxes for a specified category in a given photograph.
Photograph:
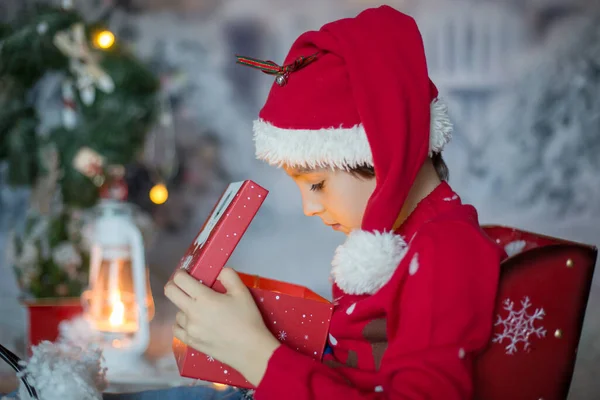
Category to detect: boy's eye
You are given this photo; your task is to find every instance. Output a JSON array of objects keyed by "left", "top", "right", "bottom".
[{"left": 310, "top": 181, "right": 325, "bottom": 192}]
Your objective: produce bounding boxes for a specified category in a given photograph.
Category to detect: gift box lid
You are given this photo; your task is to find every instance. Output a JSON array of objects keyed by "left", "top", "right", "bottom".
[{"left": 175, "top": 180, "right": 268, "bottom": 288}]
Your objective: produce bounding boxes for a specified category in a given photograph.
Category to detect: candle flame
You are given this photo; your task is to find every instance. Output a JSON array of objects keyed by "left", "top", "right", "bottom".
[{"left": 109, "top": 291, "right": 125, "bottom": 327}]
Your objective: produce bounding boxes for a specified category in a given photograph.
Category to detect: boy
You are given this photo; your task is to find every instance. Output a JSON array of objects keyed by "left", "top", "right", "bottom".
[
  {"left": 160, "top": 5, "right": 504, "bottom": 400},
  {"left": 2, "top": 5, "right": 502, "bottom": 400}
]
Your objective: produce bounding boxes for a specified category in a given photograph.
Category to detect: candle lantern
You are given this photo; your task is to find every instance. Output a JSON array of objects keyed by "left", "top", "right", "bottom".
[{"left": 82, "top": 197, "right": 155, "bottom": 367}]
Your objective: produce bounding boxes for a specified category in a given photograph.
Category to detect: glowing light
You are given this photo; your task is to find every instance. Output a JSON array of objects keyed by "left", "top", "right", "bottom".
[
  {"left": 149, "top": 183, "right": 168, "bottom": 204},
  {"left": 212, "top": 383, "right": 229, "bottom": 391},
  {"left": 95, "top": 30, "right": 115, "bottom": 49},
  {"left": 109, "top": 291, "right": 125, "bottom": 327}
]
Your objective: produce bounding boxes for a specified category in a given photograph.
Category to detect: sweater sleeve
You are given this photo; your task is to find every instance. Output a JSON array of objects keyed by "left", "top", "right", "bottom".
[{"left": 254, "top": 222, "right": 501, "bottom": 400}]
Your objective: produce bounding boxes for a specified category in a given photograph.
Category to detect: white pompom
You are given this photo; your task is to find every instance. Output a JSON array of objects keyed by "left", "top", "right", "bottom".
[
  {"left": 331, "top": 230, "right": 407, "bottom": 295},
  {"left": 429, "top": 98, "right": 453, "bottom": 155}
]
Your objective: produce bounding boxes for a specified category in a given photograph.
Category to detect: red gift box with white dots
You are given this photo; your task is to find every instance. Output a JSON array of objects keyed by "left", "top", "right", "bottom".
[{"left": 172, "top": 180, "right": 333, "bottom": 388}]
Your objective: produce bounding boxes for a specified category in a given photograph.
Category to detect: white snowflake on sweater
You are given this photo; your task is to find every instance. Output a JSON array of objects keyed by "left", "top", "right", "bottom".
[
  {"left": 492, "top": 297, "right": 546, "bottom": 355},
  {"left": 277, "top": 331, "right": 287, "bottom": 341}
]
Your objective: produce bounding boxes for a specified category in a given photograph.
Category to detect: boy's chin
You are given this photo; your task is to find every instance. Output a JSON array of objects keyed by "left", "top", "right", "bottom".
[{"left": 339, "top": 226, "right": 354, "bottom": 235}]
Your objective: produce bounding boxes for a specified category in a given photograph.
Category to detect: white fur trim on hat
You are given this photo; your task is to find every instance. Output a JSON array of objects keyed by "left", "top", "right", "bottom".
[
  {"left": 254, "top": 100, "right": 453, "bottom": 168},
  {"left": 429, "top": 98, "right": 453, "bottom": 156},
  {"left": 331, "top": 230, "right": 408, "bottom": 295},
  {"left": 253, "top": 120, "right": 373, "bottom": 169}
]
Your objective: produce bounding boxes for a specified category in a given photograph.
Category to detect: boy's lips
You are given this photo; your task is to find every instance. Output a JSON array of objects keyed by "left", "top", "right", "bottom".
[{"left": 327, "top": 223, "right": 342, "bottom": 231}]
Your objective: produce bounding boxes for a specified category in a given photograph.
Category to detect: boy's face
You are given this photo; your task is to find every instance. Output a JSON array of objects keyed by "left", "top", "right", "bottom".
[{"left": 284, "top": 166, "right": 376, "bottom": 235}]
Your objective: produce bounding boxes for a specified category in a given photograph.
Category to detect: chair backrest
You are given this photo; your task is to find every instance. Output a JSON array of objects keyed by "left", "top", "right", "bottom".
[{"left": 474, "top": 225, "right": 597, "bottom": 400}]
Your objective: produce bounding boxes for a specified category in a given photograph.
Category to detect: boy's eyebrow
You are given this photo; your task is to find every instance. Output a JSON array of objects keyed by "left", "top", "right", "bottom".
[
  {"left": 289, "top": 166, "right": 318, "bottom": 177},
  {"left": 296, "top": 166, "right": 313, "bottom": 174}
]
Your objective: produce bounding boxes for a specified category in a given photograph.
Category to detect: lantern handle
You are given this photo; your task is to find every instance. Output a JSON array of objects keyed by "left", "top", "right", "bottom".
[{"left": 125, "top": 220, "right": 150, "bottom": 353}]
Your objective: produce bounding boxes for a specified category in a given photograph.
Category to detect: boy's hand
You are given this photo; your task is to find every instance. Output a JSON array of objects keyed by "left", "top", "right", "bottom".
[{"left": 164, "top": 268, "right": 281, "bottom": 386}]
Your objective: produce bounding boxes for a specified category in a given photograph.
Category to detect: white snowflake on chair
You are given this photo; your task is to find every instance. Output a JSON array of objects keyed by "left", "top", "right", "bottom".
[{"left": 493, "top": 296, "right": 546, "bottom": 354}]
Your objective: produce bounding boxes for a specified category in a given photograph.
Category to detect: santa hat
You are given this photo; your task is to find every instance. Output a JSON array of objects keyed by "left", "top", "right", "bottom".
[{"left": 237, "top": 6, "right": 453, "bottom": 295}]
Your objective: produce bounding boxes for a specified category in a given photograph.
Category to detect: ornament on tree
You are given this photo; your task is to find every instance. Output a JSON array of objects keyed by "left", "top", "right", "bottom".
[
  {"left": 99, "top": 165, "right": 129, "bottom": 201},
  {"left": 53, "top": 23, "right": 115, "bottom": 106},
  {"left": 149, "top": 183, "right": 168, "bottom": 205},
  {"left": 61, "top": 78, "right": 78, "bottom": 129},
  {"left": 143, "top": 94, "right": 178, "bottom": 205},
  {"left": 72, "top": 146, "right": 106, "bottom": 186},
  {"left": 72, "top": 147, "right": 128, "bottom": 201}
]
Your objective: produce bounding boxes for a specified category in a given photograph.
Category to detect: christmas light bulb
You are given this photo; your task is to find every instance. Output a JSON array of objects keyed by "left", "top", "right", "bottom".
[
  {"left": 95, "top": 30, "right": 115, "bottom": 49},
  {"left": 149, "top": 183, "right": 168, "bottom": 205}
]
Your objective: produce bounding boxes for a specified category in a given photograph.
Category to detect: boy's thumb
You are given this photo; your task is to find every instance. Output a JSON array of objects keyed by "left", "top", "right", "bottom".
[{"left": 217, "top": 267, "right": 244, "bottom": 295}]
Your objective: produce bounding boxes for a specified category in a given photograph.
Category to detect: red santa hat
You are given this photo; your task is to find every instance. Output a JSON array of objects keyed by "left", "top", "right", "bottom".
[{"left": 238, "top": 6, "right": 453, "bottom": 295}]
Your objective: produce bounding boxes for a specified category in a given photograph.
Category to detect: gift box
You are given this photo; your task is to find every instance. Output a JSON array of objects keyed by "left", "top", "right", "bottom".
[
  {"left": 172, "top": 180, "right": 333, "bottom": 388},
  {"left": 174, "top": 273, "right": 332, "bottom": 388}
]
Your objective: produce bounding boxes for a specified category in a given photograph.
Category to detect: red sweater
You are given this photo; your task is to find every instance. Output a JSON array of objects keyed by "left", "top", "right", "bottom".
[{"left": 255, "top": 182, "right": 503, "bottom": 399}]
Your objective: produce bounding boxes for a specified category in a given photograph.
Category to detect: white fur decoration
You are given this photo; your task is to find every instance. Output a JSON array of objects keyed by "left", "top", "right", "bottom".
[
  {"left": 58, "top": 316, "right": 104, "bottom": 348},
  {"left": 429, "top": 98, "right": 453, "bottom": 156},
  {"left": 331, "top": 230, "right": 408, "bottom": 295},
  {"left": 17, "top": 341, "right": 106, "bottom": 400},
  {"left": 253, "top": 100, "right": 453, "bottom": 168},
  {"left": 253, "top": 119, "right": 373, "bottom": 169}
]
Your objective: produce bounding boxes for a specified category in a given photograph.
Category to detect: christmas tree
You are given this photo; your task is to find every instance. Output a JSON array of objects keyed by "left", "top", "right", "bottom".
[
  {"left": 0, "top": 2, "right": 159, "bottom": 299},
  {"left": 475, "top": 11, "right": 600, "bottom": 219}
]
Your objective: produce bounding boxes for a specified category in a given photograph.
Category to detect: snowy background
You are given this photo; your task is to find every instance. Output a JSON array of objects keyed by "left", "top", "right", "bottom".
[{"left": 1, "top": 0, "right": 600, "bottom": 398}]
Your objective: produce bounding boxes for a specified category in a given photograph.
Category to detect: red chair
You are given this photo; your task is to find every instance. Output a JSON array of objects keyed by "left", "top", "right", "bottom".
[{"left": 474, "top": 225, "right": 597, "bottom": 400}]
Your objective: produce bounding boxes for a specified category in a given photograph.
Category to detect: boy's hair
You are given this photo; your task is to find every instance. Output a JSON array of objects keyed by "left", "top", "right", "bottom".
[{"left": 349, "top": 153, "right": 449, "bottom": 181}]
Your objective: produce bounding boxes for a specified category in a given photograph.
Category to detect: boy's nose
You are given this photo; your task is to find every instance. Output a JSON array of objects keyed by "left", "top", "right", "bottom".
[{"left": 302, "top": 196, "right": 324, "bottom": 217}]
